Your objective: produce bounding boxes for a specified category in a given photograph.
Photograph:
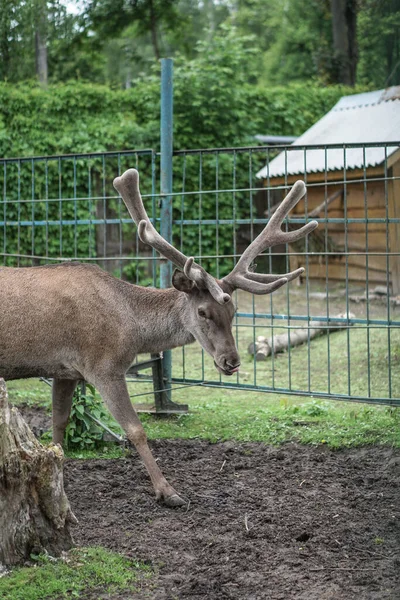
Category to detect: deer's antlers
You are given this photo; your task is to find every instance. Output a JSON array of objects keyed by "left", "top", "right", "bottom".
[
  {"left": 113, "top": 170, "right": 318, "bottom": 301},
  {"left": 223, "top": 181, "right": 318, "bottom": 294},
  {"left": 113, "top": 169, "right": 231, "bottom": 305}
]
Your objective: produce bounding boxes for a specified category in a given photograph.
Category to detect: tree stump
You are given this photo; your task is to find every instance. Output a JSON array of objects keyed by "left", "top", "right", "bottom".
[{"left": 0, "top": 378, "right": 76, "bottom": 566}]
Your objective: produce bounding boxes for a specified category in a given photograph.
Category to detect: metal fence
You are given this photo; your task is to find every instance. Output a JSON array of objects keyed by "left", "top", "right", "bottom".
[{"left": 1, "top": 142, "right": 399, "bottom": 406}]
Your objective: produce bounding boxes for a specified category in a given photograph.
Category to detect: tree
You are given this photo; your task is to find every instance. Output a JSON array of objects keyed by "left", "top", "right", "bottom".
[
  {"left": 0, "top": 1, "right": 75, "bottom": 84},
  {"left": 35, "top": 0, "right": 48, "bottom": 85},
  {"left": 86, "top": 0, "right": 181, "bottom": 60},
  {"left": 357, "top": 0, "right": 400, "bottom": 87},
  {"left": 232, "top": 0, "right": 335, "bottom": 85},
  {"left": 330, "top": 0, "right": 358, "bottom": 85}
]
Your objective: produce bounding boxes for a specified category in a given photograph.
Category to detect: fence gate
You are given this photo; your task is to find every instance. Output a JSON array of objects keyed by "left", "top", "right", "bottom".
[{"left": 1, "top": 142, "right": 399, "bottom": 407}]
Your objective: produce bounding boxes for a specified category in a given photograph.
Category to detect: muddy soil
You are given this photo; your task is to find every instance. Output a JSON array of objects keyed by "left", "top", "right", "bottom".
[
  {"left": 12, "top": 403, "right": 400, "bottom": 599},
  {"left": 14, "top": 402, "right": 52, "bottom": 437},
  {"left": 62, "top": 440, "right": 400, "bottom": 600}
]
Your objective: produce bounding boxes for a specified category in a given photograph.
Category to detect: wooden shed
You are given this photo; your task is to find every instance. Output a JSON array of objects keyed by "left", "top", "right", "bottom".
[{"left": 256, "top": 87, "right": 400, "bottom": 293}]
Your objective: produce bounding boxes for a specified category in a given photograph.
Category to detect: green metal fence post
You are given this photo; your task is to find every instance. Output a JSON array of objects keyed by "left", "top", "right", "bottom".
[{"left": 158, "top": 58, "right": 188, "bottom": 413}]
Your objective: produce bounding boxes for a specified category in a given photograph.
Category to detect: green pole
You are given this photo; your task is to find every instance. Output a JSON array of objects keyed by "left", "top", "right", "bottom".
[{"left": 160, "top": 58, "right": 173, "bottom": 404}]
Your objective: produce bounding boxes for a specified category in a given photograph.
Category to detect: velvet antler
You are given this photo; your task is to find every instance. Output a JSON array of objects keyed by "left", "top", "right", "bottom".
[
  {"left": 222, "top": 181, "right": 318, "bottom": 294},
  {"left": 113, "top": 169, "right": 231, "bottom": 305}
]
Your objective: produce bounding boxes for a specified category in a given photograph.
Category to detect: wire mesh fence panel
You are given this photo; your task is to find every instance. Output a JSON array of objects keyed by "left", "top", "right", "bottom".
[
  {"left": 0, "top": 150, "right": 158, "bottom": 284},
  {"left": 1, "top": 143, "right": 399, "bottom": 406},
  {"left": 170, "top": 143, "right": 400, "bottom": 406}
]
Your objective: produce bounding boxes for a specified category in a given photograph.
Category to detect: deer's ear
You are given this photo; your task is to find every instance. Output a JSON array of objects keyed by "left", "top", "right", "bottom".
[{"left": 172, "top": 269, "right": 195, "bottom": 294}]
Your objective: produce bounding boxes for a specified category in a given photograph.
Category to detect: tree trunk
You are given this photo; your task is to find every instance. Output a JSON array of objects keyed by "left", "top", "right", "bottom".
[
  {"left": 35, "top": 1, "right": 48, "bottom": 85},
  {"left": 0, "top": 379, "right": 75, "bottom": 566},
  {"left": 148, "top": 0, "right": 160, "bottom": 59},
  {"left": 248, "top": 313, "right": 355, "bottom": 360},
  {"left": 330, "top": 0, "right": 358, "bottom": 85}
]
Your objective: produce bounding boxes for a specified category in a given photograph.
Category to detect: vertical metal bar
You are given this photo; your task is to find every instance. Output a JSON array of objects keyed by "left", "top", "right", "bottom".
[
  {"left": 58, "top": 158, "right": 63, "bottom": 257},
  {"left": 384, "top": 145, "right": 392, "bottom": 398},
  {"left": 363, "top": 145, "right": 371, "bottom": 397},
  {"left": 160, "top": 58, "right": 174, "bottom": 405},
  {"left": 266, "top": 147, "right": 272, "bottom": 388},
  {"left": 117, "top": 153, "right": 122, "bottom": 277},
  {"left": 88, "top": 158, "right": 93, "bottom": 259},
  {"left": 73, "top": 157, "right": 77, "bottom": 258},
  {"left": 199, "top": 152, "right": 205, "bottom": 381},
  {"left": 31, "top": 160, "right": 35, "bottom": 264},
  {"left": 151, "top": 150, "right": 157, "bottom": 286},
  {"left": 45, "top": 160, "right": 49, "bottom": 259},
  {"left": 343, "top": 146, "right": 351, "bottom": 395},
  {"left": 233, "top": 150, "right": 239, "bottom": 384},
  {"left": 286, "top": 149, "right": 291, "bottom": 391},
  {"left": 2, "top": 162, "right": 6, "bottom": 266},
  {"left": 249, "top": 149, "right": 256, "bottom": 388},
  {"left": 304, "top": 148, "right": 311, "bottom": 393},
  {"left": 181, "top": 153, "right": 186, "bottom": 381},
  {"left": 324, "top": 146, "right": 331, "bottom": 394},
  {"left": 135, "top": 155, "right": 140, "bottom": 286},
  {"left": 102, "top": 155, "right": 106, "bottom": 268},
  {"left": 17, "top": 161, "right": 21, "bottom": 266},
  {"left": 215, "top": 153, "right": 221, "bottom": 384}
]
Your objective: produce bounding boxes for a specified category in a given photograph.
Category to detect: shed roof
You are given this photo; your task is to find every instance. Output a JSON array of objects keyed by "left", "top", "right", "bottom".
[{"left": 256, "top": 87, "right": 400, "bottom": 180}]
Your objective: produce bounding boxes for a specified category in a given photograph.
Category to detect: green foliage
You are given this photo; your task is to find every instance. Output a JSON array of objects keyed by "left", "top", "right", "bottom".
[
  {"left": 1, "top": 1, "right": 399, "bottom": 89},
  {"left": 0, "top": 547, "right": 151, "bottom": 600},
  {"left": 0, "top": 81, "right": 149, "bottom": 158},
  {"left": 357, "top": 0, "right": 400, "bottom": 87},
  {"left": 64, "top": 384, "right": 121, "bottom": 450},
  {"left": 235, "top": 0, "right": 334, "bottom": 85},
  {"left": 0, "top": 29, "right": 356, "bottom": 272},
  {"left": 290, "top": 400, "right": 330, "bottom": 417}
]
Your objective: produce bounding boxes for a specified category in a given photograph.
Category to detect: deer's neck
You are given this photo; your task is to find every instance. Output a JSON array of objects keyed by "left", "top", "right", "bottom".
[{"left": 127, "top": 286, "right": 194, "bottom": 354}]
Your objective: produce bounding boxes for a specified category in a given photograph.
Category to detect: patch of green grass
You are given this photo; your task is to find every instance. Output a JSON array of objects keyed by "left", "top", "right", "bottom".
[
  {"left": 138, "top": 389, "right": 400, "bottom": 448},
  {"left": 0, "top": 547, "right": 151, "bottom": 600},
  {"left": 6, "top": 376, "right": 400, "bottom": 453},
  {"left": 6, "top": 379, "right": 51, "bottom": 408}
]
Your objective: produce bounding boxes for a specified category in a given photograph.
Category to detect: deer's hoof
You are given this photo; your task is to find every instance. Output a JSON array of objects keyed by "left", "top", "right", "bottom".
[
  {"left": 165, "top": 493, "right": 187, "bottom": 507},
  {"left": 158, "top": 492, "right": 186, "bottom": 508}
]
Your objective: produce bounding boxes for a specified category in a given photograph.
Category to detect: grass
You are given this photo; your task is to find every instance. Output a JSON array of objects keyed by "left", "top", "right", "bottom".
[
  {"left": 6, "top": 375, "right": 400, "bottom": 451},
  {"left": 138, "top": 389, "right": 400, "bottom": 448},
  {"left": 6, "top": 378, "right": 51, "bottom": 408},
  {"left": 0, "top": 547, "right": 152, "bottom": 600}
]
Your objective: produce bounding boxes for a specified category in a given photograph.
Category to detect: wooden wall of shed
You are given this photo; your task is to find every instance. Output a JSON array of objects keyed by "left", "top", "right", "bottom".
[{"left": 268, "top": 173, "right": 398, "bottom": 290}]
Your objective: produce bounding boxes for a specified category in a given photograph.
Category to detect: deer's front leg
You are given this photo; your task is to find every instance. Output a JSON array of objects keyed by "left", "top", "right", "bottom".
[{"left": 93, "top": 377, "right": 185, "bottom": 507}]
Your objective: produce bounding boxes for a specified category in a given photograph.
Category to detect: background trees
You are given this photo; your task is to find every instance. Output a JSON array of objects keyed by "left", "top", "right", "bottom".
[{"left": 0, "top": 0, "right": 398, "bottom": 89}]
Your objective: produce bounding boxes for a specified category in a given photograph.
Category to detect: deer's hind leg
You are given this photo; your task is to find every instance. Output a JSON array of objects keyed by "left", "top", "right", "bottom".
[
  {"left": 52, "top": 378, "right": 78, "bottom": 445},
  {"left": 93, "top": 376, "right": 185, "bottom": 507}
]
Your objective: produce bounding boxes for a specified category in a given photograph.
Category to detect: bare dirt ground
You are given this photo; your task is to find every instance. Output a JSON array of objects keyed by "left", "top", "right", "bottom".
[
  {"left": 62, "top": 441, "right": 400, "bottom": 600},
  {"left": 13, "top": 393, "right": 400, "bottom": 600}
]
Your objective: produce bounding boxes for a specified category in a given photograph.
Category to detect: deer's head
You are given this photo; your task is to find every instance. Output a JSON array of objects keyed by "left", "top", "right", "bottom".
[{"left": 113, "top": 169, "right": 318, "bottom": 376}]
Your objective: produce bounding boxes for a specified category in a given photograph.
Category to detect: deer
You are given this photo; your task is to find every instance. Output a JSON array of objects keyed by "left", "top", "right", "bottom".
[{"left": 0, "top": 169, "right": 318, "bottom": 506}]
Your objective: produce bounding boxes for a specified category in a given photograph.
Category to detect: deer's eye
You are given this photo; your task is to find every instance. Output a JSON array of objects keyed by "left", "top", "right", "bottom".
[{"left": 198, "top": 307, "right": 210, "bottom": 320}]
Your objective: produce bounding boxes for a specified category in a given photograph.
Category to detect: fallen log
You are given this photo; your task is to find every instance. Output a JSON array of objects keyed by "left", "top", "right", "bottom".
[
  {"left": 248, "top": 312, "right": 355, "bottom": 361},
  {"left": 0, "top": 378, "right": 76, "bottom": 566}
]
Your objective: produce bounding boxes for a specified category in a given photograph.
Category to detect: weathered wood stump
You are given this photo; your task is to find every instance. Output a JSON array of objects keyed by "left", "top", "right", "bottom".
[{"left": 0, "top": 378, "right": 76, "bottom": 566}]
